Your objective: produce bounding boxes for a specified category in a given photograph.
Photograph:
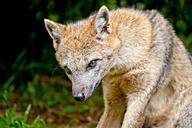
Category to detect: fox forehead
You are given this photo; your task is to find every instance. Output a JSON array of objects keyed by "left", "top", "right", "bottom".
[
  {"left": 58, "top": 41, "right": 110, "bottom": 59},
  {"left": 60, "top": 35, "right": 95, "bottom": 52},
  {"left": 60, "top": 18, "right": 96, "bottom": 51},
  {"left": 56, "top": 41, "right": 110, "bottom": 68}
]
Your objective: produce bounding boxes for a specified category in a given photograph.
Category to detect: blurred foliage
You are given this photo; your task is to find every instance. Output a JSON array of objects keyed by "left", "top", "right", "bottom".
[{"left": 0, "top": 0, "right": 192, "bottom": 127}]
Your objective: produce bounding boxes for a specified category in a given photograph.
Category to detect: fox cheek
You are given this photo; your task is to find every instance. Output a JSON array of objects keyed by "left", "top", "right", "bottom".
[{"left": 94, "top": 68, "right": 100, "bottom": 76}]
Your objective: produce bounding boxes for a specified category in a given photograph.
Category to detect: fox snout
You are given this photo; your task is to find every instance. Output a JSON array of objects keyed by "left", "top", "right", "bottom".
[
  {"left": 74, "top": 92, "right": 85, "bottom": 101},
  {"left": 72, "top": 84, "right": 95, "bottom": 101},
  {"left": 72, "top": 81, "right": 101, "bottom": 102},
  {"left": 72, "top": 87, "right": 87, "bottom": 101}
]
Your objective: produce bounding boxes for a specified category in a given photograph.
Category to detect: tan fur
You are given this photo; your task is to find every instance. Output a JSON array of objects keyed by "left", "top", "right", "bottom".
[{"left": 44, "top": 5, "right": 192, "bottom": 128}]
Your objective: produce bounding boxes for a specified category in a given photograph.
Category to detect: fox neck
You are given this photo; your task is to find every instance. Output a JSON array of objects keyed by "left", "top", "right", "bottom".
[
  {"left": 106, "top": 37, "right": 150, "bottom": 76},
  {"left": 106, "top": 13, "right": 152, "bottom": 76}
]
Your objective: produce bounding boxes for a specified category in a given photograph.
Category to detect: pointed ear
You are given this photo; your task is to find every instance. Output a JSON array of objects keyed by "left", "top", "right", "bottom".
[
  {"left": 44, "top": 19, "right": 63, "bottom": 44},
  {"left": 95, "top": 5, "right": 112, "bottom": 40}
]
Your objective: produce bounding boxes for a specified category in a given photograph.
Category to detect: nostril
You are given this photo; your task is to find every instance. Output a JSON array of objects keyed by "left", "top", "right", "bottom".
[{"left": 74, "top": 93, "right": 85, "bottom": 101}]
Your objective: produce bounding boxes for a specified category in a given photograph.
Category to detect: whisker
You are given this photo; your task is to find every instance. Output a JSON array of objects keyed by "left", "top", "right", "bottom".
[{"left": 51, "top": 65, "right": 61, "bottom": 76}]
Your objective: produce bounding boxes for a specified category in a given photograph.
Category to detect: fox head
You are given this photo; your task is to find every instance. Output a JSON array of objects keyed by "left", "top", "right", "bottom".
[{"left": 44, "top": 6, "right": 120, "bottom": 101}]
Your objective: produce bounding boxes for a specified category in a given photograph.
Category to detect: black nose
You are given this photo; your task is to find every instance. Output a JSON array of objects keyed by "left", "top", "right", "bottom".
[{"left": 74, "top": 93, "right": 85, "bottom": 101}]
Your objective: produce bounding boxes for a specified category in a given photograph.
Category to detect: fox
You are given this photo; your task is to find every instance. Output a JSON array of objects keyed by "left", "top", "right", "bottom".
[{"left": 44, "top": 5, "right": 192, "bottom": 128}]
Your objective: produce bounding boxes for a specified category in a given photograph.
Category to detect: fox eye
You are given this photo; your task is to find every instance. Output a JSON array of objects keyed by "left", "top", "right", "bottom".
[
  {"left": 87, "top": 59, "right": 98, "bottom": 70},
  {"left": 63, "top": 66, "right": 72, "bottom": 75}
]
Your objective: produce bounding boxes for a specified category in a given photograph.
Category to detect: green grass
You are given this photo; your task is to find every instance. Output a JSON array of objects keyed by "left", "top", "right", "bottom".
[
  {"left": 0, "top": 104, "right": 47, "bottom": 128},
  {"left": 0, "top": 73, "right": 103, "bottom": 127}
]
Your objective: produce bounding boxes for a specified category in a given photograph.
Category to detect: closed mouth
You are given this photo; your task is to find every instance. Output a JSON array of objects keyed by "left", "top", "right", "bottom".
[
  {"left": 85, "top": 80, "right": 101, "bottom": 100},
  {"left": 95, "top": 80, "right": 101, "bottom": 89}
]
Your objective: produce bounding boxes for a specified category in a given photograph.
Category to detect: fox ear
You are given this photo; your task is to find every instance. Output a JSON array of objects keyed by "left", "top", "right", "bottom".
[
  {"left": 44, "top": 19, "right": 63, "bottom": 44},
  {"left": 95, "top": 5, "right": 112, "bottom": 40}
]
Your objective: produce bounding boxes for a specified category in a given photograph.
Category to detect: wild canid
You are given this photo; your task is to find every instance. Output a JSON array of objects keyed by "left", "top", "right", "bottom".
[{"left": 44, "top": 5, "right": 192, "bottom": 128}]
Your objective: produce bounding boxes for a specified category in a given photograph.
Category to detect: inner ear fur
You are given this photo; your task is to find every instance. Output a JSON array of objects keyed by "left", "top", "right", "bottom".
[
  {"left": 95, "top": 5, "right": 112, "bottom": 40},
  {"left": 44, "top": 19, "right": 63, "bottom": 44}
]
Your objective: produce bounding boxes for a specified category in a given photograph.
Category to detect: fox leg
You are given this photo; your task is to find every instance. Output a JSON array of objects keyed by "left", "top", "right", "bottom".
[
  {"left": 163, "top": 87, "right": 192, "bottom": 128},
  {"left": 174, "top": 104, "right": 192, "bottom": 128},
  {"left": 121, "top": 92, "right": 147, "bottom": 128},
  {"left": 96, "top": 82, "right": 126, "bottom": 128},
  {"left": 121, "top": 60, "right": 171, "bottom": 128},
  {"left": 145, "top": 87, "right": 192, "bottom": 128}
]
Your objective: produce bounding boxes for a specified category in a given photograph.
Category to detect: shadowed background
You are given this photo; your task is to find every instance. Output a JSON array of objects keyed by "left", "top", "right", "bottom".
[{"left": 0, "top": 0, "right": 191, "bottom": 128}]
